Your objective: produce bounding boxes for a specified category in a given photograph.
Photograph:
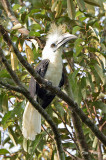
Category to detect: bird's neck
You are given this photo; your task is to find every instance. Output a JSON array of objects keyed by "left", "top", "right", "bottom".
[
  {"left": 42, "top": 50, "right": 63, "bottom": 86},
  {"left": 42, "top": 48, "right": 63, "bottom": 64}
]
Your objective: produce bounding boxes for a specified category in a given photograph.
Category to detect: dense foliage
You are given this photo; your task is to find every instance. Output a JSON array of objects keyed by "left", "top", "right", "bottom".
[{"left": 0, "top": 0, "right": 105, "bottom": 159}]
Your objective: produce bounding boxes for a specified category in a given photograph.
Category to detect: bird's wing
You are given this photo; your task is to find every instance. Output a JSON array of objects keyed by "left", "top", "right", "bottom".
[
  {"left": 29, "top": 59, "right": 64, "bottom": 109},
  {"left": 29, "top": 59, "right": 50, "bottom": 98},
  {"left": 58, "top": 72, "right": 64, "bottom": 87}
]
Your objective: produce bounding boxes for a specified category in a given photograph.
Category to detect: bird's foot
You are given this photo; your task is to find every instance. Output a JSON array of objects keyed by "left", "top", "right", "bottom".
[{"left": 45, "top": 79, "right": 52, "bottom": 86}]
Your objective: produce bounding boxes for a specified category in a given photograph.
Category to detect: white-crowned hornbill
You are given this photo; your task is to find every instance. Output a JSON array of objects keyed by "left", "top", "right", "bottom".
[{"left": 22, "top": 24, "right": 77, "bottom": 140}]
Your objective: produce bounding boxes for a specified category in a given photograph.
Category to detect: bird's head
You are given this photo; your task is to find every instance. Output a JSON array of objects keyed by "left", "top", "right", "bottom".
[{"left": 42, "top": 24, "right": 77, "bottom": 60}]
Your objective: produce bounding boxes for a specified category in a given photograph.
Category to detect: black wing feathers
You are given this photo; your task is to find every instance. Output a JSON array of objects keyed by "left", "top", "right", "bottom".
[
  {"left": 35, "top": 59, "right": 50, "bottom": 77},
  {"left": 29, "top": 59, "right": 50, "bottom": 97},
  {"left": 29, "top": 77, "right": 36, "bottom": 98},
  {"left": 58, "top": 72, "right": 64, "bottom": 88}
]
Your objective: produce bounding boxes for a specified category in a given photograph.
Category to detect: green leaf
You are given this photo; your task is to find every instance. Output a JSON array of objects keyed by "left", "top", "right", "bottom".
[
  {"left": 20, "top": 6, "right": 26, "bottom": 13},
  {"left": 70, "top": 78, "right": 78, "bottom": 100},
  {"left": 61, "top": 134, "right": 71, "bottom": 140},
  {"left": 51, "top": 0, "right": 58, "bottom": 12},
  {"left": 84, "top": 0, "right": 103, "bottom": 7},
  {"left": 67, "top": 0, "right": 75, "bottom": 19},
  {"left": 74, "top": 83, "right": 82, "bottom": 105},
  {"left": 53, "top": 116, "right": 61, "bottom": 124},
  {"left": 92, "top": 101, "right": 106, "bottom": 113},
  {"left": 12, "top": 4, "right": 21, "bottom": 11},
  {"left": 21, "top": 73, "right": 28, "bottom": 81},
  {"left": 90, "top": 66, "right": 101, "bottom": 85},
  {"left": 76, "top": 0, "right": 86, "bottom": 11},
  {"left": 34, "top": 14, "right": 50, "bottom": 21},
  {"left": 1, "top": 111, "right": 12, "bottom": 129},
  {"left": 11, "top": 101, "right": 25, "bottom": 118},
  {"left": 79, "top": 16, "right": 86, "bottom": 21},
  {"left": 0, "top": 94, "right": 3, "bottom": 112},
  {"left": 94, "top": 64, "right": 105, "bottom": 84},
  {"left": 29, "top": 24, "right": 41, "bottom": 30},
  {"left": 87, "top": 47, "right": 100, "bottom": 53},
  {"left": 33, "top": 48, "right": 39, "bottom": 60},
  {"left": 2, "top": 94, "right": 8, "bottom": 114},
  {"left": 92, "top": 136, "right": 98, "bottom": 149},
  {"left": 58, "top": 128, "right": 69, "bottom": 134},
  {"left": 86, "top": 72, "right": 94, "bottom": 92},
  {"left": 75, "top": 45, "right": 83, "bottom": 56},
  {"left": 63, "top": 142, "right": 76, "bottom": 149},
  {"left": 0, "top": 149, "right": 10, "bottom": 155},
  {"left": 55, "top": 103, "right": 64, "bottom": 117},
  {"left": 89, "top": 26, "right": 100, "bottom": 40},
  {"left": 8, "top": 127, "right": 18, "bottom": 146},
  {"left": 2, "top": 136, "right": 10, "bottom": 145},
  {"left": 28, "top": 134, "right": 43, "bottom": 154},
  {"left": 29, "top": 9, "right": 41, "bottom": 16},
  {"left": 72, "top": 26, "right": 81, "bottom": 34},
  {"left": 29, "top": 1, "right": 43, "bottom": 8},
  {"left": 85, "top": 2, "right": 95, "bottom": 15},
  {"left": 2, "top": 111, "right": 11, "bottom": 125},
  {"left": 75, "top": 11, "right": 84, "bottom": 17},
  {"left": 29, "top": 31, "right": 40, "bottom": 37},
  {"left": 0, "top": 69, "right": 11, "bottom": 78},
  {"left": 37, "top": 139, "right": 45, "bottom": 152},
  {"left": 55, "top": 1, "right": 62, "bottom": 18},
  {"left": 51, "top": 150, "right": 55, "bottom": 160},
  {"left": 74, "top": 38, "right": 83, "bottom": 46},
  {"left": 81, "top": 77, "right": 87, "bottom": 99}
]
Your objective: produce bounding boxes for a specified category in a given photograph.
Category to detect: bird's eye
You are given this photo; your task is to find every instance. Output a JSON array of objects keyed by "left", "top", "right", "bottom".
[{"left": 51, "top": 43, "right": 56, "bottom": 48}]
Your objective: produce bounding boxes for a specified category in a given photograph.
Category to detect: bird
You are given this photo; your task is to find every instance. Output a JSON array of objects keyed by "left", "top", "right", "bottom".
[{"left": 22, "top": 24, "right": 77, "bottom": 141}]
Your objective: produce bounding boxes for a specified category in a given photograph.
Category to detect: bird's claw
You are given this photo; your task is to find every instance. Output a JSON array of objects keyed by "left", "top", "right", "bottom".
[{"left": 45, "top": 79, "right": 52, "bottom": 86}]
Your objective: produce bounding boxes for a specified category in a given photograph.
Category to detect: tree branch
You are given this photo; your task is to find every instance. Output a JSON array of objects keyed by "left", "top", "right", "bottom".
[
  {"left": 0, "top": 24, "right": 106, "bottom": 146},
  {"left": 0, "top": 81, "right": 23, "bottom": 93},
  {"left": 0, "top": 49, "right": 65, "bottom": 160},
  {"left": 71, "top": 111, "right": 90, "bottom": 160}
]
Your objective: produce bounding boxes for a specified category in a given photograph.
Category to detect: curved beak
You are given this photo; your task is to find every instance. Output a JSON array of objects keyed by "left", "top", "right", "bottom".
[{"left": 56, "top": 33, "right": 77, "bottom": 49}]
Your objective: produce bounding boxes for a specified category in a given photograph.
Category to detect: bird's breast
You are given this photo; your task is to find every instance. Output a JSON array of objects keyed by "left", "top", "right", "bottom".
[{"left": 44, "top": 57, "right": 63, "bottom": 86}]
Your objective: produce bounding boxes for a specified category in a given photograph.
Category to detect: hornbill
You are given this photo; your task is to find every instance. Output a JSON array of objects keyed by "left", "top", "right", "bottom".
[{"left": 22, "top": 24, "right": 77, "bottom": 140}]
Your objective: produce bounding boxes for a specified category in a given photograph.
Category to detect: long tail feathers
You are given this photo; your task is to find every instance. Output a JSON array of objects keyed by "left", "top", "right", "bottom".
[{"left": 22, "top": 102, "right": 41, "bottom": 141}]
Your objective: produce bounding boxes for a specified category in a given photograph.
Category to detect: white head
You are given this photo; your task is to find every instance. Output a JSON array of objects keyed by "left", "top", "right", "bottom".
[{"left": 42, "top": 24, "right": 77, "bottom": 60}]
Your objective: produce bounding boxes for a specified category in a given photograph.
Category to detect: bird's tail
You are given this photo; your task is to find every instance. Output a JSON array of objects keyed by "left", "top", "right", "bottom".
[{"left": 22, "top": 102, "right": 41, "bottom": 141}]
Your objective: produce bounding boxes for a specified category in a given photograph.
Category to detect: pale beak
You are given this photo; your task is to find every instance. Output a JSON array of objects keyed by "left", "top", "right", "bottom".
[{"left": 56, "top": 33, "right": 77, "bottom": 49}]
